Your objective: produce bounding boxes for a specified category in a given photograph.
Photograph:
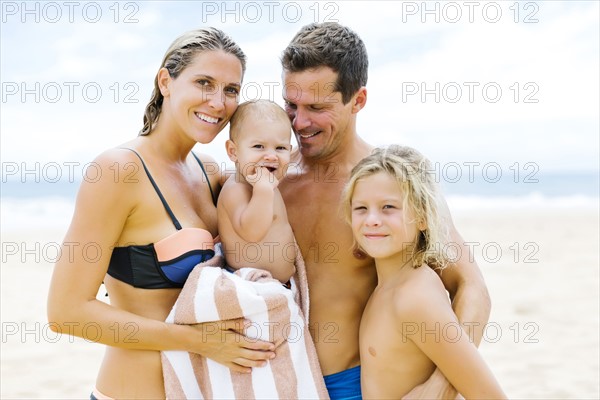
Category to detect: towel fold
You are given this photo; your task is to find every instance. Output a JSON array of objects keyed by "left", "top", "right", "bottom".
[{"left": 161, "top": 243, "right": 329, "bottom": 399}]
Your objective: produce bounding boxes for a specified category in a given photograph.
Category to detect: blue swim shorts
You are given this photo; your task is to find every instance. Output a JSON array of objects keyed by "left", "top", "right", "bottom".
[{"left": 323, "top": 365, "right": 362, "bottom": 399}]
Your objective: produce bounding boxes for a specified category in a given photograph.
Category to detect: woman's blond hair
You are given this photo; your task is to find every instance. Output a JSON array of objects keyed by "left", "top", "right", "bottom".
[{"left": 139, "top": 27, "right": 246, "bottom": 136}]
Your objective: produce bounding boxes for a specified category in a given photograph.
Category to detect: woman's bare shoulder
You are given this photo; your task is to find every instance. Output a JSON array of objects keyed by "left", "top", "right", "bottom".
[
  {"left": 91, "top": 145, "right": 142, "bottom": 167},
  {"left": 74, "top": 146, "right": 144, "bottom": 210},
  {"left": 193, "top": 152, "right": 221, "bottom": 173}
]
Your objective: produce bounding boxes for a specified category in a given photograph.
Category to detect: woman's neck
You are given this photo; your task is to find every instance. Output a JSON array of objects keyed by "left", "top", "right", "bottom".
[{"left": 143, "top": 117, "right": 196, "bottom": 163}]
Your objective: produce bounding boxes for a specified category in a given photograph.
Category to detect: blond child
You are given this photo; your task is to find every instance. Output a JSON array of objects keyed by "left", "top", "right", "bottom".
[
  {"left": 343, "top": 145, "right": 506, "bottom": 399},
  {"left": 218, "top": 99, "right": 296, "bottom": 283}
]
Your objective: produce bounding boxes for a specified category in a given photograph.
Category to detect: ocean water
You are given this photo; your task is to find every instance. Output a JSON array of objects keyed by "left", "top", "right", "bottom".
[{"left": 1, "top": 172, "right": 598, "bottom": 231}]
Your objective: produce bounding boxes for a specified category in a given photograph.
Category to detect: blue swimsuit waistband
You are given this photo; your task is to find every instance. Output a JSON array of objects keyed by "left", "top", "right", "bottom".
[{"left": 323, "top": 365, "right": 362, "bottom": 400}]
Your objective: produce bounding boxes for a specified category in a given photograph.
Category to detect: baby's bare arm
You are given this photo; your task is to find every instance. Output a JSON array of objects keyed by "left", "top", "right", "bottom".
[{"left": 219, "top": 170, "right": 276, "bottom": 243}]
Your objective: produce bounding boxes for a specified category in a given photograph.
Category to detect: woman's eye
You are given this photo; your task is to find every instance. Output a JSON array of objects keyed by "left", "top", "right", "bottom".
[
  {"left": 225, "top": 86, "right": 240, "bottom": 96},
  {"left": 383, "top": 205, "right": 396, "bottom": 210},
  {"left": 198, "top": 80, "right": 216, "bottom": 91}
]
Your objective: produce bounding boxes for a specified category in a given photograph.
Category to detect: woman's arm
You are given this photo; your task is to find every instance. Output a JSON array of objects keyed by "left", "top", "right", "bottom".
[{"left": 47, "top": 149, "right": 274, "bottom": 373}]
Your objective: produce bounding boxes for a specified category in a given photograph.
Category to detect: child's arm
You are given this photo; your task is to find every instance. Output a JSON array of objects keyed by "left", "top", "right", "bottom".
[
  {"left": 398, "top": 279, "right": 506, "bottom": 400},
  {"left": 404, "top": 199, "right": 491, "bottom": 399},
  {"left": 221, "top": 167, "right": 279, "bottom": 243}
]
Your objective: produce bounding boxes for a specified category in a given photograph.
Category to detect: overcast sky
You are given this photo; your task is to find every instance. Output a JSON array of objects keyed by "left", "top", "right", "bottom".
[{"left": 1, "top": 1, "right": 598, "bottom": 183}]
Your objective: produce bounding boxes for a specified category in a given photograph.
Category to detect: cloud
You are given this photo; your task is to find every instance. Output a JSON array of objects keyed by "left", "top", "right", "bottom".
[{"left": 1, "top": 1, "right": 598, "bottom": 173}]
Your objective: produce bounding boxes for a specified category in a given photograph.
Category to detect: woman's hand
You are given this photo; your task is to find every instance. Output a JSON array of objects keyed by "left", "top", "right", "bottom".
[{"left": 188, "top": 318, "right": 276, "bottom": 374}]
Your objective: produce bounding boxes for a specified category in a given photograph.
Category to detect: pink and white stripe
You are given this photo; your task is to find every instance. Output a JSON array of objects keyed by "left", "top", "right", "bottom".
[{"left": 161, "top": 244, "right": 328, "bottom": 399}]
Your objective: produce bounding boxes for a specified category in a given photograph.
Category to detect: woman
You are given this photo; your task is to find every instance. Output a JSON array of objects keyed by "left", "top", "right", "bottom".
[{"left": 47, "top": 28, "right": 275, "bottom": 399}]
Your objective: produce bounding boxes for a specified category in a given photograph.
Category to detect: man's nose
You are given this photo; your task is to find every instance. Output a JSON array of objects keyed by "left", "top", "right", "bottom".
[{"left": 292, "top": 108, "right": 311, "bottom": 132}]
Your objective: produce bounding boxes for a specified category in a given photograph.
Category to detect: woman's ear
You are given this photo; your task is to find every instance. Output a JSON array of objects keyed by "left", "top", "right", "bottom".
[
  {"left": 157, "top": 67, "right": 172, "bottom": 97},
  {"left": 418, "top": 219, "right": 427, "bottom": 232},
  {"left": 225, "top": 139, "right": 238, "bottom": 162}
]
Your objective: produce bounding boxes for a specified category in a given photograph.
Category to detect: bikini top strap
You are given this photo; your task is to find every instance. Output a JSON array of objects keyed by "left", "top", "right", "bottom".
[
  {"left": 121, "top": 148, "right": 183, "bottom": 230},
  {"left": 191, "top": 152, "right": 217, "bottom": 206}
]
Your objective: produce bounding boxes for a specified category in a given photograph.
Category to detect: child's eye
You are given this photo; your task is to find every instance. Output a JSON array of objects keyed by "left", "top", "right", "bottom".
[
  {"left": 383, "top": 205, "right": 396, "bottom": 210},
  {"left": 353, "top": 206, "right": 367, "bottom": 211},
  {"left": 276, "top": 146, "right": 290, "bottom": 151},
  {"left": 252, "top": 144, "right": 264, "bottom": 149}
]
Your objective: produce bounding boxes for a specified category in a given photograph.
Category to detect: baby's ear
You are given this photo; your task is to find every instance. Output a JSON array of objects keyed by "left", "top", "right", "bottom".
[{"left": 225, "top": 140, "right": 237, "bottom": 162}]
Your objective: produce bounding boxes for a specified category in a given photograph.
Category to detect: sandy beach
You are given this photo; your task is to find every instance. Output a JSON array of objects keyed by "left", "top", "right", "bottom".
[{"left": 1, "top": 205, "right": 599, "bottom": 399}]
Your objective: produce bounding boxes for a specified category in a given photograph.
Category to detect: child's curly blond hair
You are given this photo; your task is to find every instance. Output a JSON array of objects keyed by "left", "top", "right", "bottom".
[{"left": 342, "top": 145, "right": 451, "bottom": 270}]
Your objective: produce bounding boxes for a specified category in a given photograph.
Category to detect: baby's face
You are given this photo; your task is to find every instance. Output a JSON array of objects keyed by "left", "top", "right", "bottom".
[{"left": 232, "top": 117, "right": 292, "bottom": 181}]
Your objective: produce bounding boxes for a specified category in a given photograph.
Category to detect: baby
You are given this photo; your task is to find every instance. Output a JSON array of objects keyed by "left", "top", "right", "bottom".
[{"left": 217, "top": 99, "right": 296, "bottom": 283}]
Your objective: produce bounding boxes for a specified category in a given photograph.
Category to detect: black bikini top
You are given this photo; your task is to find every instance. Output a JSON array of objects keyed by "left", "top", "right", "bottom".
[{"left": 106, "top": 149, "right": 216, "bottom": 289}]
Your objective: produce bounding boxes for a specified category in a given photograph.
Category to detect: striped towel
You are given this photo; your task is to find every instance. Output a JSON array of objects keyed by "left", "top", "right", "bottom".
[{"left": 161, "top": 243, "right": 329, "bottom": 399}]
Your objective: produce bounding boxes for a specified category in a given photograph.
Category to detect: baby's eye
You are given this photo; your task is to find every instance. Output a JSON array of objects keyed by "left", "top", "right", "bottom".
[
  {"left": 276, "top": 146, "right": 290, "bottom": 151},
  {"left": 252, "top": 144, "right": 264, "bottom": 149}
]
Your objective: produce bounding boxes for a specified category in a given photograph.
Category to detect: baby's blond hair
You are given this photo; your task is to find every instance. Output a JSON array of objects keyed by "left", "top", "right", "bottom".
[{"left": 229, "top": 99, "right": 290, "bottom": 141}]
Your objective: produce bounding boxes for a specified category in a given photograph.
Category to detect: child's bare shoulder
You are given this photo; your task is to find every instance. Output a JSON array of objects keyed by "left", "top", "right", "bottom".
[{"left": 392, "top": 265, "right": 449, "bottom": 320}]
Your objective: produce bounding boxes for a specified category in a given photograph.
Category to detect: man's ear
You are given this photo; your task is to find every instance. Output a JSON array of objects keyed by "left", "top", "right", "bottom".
[
  {"left": 157, "top": 67, "right": 172, "bottom": 97},
  {"left": 351, "top": 87, "right": 367, "bottom": 114},
  {"left": 225, "top": 139, "right": 238, "bottom": 162}
]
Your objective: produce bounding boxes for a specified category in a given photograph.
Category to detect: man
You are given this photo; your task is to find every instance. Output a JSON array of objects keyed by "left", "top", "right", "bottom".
[{"left": 278, "top": 22, "right": 491, "bottom": 399}]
